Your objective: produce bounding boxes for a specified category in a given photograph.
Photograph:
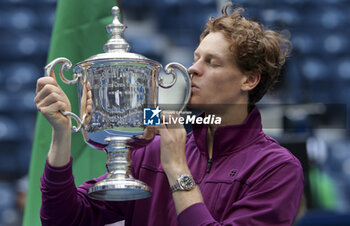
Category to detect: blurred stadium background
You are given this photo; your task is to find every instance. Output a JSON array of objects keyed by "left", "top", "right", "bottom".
[{"left": 0, "top": 0, "right": 350, "bottom": 225}]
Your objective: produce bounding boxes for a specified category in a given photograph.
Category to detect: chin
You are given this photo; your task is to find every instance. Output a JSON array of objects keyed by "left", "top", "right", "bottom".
[
  {"left": 187, "top": 102, "right": 210, "bottom": 113},
  {"left": 187, "top": 99, "right": 201, "bottom": 111},
  {"left": 188, "top": 96, "right": 203, "bottom": 106}
]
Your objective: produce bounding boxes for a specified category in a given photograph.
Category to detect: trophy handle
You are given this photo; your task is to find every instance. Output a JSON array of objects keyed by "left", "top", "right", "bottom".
[
  {"left": 44, "top": 57, "right": 81, "bottom": 85},
  {"left": 157, "top": 62, "right": 192, "bottom": 111},
  {"left": 158, "top": 64, "right": 177, "bottom": 89},
  {"left": 44, "top": 57, "right": 86, "bottom": 133},
  {"left": 60, "top": 111, "right": 87, "bottom": 133}
]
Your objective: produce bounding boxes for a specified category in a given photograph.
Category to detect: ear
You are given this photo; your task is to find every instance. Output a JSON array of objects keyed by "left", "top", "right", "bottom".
[{"left": 241, "top": 72, "right": 260, "bottom": 92}]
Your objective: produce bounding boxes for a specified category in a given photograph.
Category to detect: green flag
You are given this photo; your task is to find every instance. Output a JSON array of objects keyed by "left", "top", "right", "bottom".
[{"left": 24, "top": 1, "right": 117, "bottom": 225}]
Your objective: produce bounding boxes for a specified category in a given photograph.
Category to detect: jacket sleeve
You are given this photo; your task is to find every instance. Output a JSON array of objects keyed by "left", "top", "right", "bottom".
[
  {"left": 40, "top": 156, "right": 132, "bottom": 226},
  {"left": 177, "top": 160, "right": 304, "bottom": 226}
]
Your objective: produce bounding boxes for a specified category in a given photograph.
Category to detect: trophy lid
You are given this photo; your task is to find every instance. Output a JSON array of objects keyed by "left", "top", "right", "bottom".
[{"left": 76, "top": 6, "right": 158, "bottom": 66}]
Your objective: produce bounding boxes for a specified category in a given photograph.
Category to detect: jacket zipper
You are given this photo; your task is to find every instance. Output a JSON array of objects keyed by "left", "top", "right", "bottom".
[{"left": 206, "top": 158, "right": 213, "bottom": 173}]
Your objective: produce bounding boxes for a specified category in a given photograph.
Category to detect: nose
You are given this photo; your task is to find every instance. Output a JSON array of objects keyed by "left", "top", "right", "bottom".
[{"left": 188, "top": 61, "right": 201, "bottom": 78}]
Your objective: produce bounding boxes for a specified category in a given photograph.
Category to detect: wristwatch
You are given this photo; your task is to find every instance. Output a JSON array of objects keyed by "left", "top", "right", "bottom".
[{"left": 170, "top": 174, "right": 196, "bottom": 193}]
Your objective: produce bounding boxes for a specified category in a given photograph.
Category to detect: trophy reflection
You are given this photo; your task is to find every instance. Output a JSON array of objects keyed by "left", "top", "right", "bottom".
[{"left": 44, "top": 6, "right": 191, "bottom": 201}]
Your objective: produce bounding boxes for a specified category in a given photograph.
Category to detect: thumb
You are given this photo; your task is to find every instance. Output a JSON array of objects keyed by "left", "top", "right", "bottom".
[
  {"left": 43, "top": 60, "right": 60, "bottom": 87},
  {"left": 48, "top": 69, "right": 61, "bottom": 89},
  {"left": 49, "top": 69, "right": 57, "bottom": 80}
]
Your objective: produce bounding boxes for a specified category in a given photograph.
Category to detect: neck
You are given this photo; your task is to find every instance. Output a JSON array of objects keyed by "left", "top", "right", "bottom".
[{"left": 206, "top": 104, "right": 249, "bottom": 159}]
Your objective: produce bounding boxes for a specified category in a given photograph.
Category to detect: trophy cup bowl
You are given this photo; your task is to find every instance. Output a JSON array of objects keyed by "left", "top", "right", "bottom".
[{"left": 43, "top": 6, "right": 191, "bottom": 201}]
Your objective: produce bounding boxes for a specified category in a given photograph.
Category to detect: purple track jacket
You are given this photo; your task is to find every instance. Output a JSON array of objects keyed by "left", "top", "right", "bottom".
[{"left": 40, "top": 107, "right": 304, "bottom": 225}]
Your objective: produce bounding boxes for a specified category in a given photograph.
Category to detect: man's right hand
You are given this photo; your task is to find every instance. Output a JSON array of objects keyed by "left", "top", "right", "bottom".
[
  {"left": 34, "top": 70, "right": 72, "bottom": 167},
  {"left": 34, "top": 70, "right": 72, "bottom": 133}
]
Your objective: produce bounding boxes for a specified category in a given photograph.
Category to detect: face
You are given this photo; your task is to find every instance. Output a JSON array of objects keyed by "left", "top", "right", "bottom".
[{"left": 188, "top": 32, "right": 249, "bottom": 112}]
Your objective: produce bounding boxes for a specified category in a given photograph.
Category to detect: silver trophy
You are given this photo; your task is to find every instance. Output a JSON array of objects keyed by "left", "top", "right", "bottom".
[{"left": 44, "top": 6, "right": 191, "bottom": 201}]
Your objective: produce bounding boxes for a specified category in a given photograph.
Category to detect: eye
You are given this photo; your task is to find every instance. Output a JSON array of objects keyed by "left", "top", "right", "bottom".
[
  {"left": 205, "top": 57, "right": 212, "bottom": 64},
  {"left": 206, "top": 57, "right": 220, "bottom": 67}
]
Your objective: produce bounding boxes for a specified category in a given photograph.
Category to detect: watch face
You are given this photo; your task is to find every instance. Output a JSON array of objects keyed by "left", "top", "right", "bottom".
[{"left": 180, "top": 175, "right": 195, "bottom": 190}]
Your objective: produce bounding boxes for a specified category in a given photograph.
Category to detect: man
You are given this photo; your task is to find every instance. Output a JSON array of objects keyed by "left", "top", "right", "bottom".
[{"left": 35, "top": 3, "right": 303, "bottom": 225}]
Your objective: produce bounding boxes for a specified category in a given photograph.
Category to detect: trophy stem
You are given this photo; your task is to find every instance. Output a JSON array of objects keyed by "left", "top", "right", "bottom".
[
  {"left": 87, "top": 137, "right": 152, "bottom": 201},
  {"left": 105, "top": 141, "right": 131, "bottom": 179}
]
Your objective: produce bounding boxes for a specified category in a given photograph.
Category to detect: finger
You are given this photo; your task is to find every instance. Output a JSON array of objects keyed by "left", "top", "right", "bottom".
[
  {"left": 38, "top": 98, "right": 69, "bottom": 114},
  {"left": 36, "top": 91, "right": 67, "bottom": 111},
  {"left": 35, "top": 83, "right": 62, "bottom": 103},
  {"left": 87, "top": 89, "right": 92, "bottom": 99},
  {"left": 86, "top": 102, "right": 92, "bottom": 115},
  {"left": 50, "top": 69, "right": 56, "bottom": 78},
  {"left": 36, "top": 76, "right": 59, "bottom": 94},
  {"left": 87, "top": 97, "right": 93, "bottom": 108},
  {"left": 86, "top": 83, "right": 92, "bottom": 105},
  {"left": 49, "top": 69, "right": 66, "bottom": 91},
  {"left": 34, "top": 84, "right": 65, "bottom": 105},
  {"left": 85, "top": 81, "right": 92, "bottom": 100},
  {"left": 87, "top": 81, "right": 91, "bottom": 91}
]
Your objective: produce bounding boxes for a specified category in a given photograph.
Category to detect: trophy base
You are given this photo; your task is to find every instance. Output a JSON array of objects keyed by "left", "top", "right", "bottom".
[{"left": 87, "top": 177, "right": 152, "bottom": 201}]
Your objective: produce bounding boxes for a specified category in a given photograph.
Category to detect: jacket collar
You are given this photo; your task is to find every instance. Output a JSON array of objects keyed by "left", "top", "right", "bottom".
[{"left": 192, "top": 106, "right": 265, "bottom": 159}]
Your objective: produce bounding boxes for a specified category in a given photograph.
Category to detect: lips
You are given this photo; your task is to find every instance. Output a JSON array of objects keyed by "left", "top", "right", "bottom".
[
  {"left": 191, "top": 83, "right": 200, "bottom": 92},
  {"left": 191, "top": 82, "right": 199, "bottom": 89}
]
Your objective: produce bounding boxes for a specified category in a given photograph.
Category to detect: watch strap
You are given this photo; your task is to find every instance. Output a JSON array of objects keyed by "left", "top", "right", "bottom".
[
  {"left": 170, "top": 181, "right": 181, "bottom": 192},
  {"left": 170, "top": 174, "right": 196, "bottom": 193}
]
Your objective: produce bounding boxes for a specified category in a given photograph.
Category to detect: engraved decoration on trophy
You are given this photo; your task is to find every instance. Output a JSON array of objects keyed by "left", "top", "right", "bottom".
[{"left": 43, "top": 6, "right": 191, "bottom": 201}]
